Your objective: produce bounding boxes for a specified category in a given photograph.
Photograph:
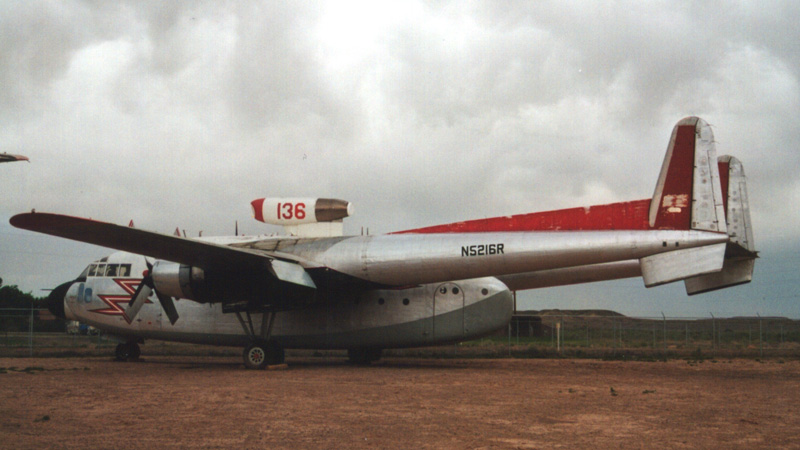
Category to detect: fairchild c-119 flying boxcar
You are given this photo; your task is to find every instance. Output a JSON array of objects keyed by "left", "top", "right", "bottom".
[{"left": 11, "top": 117, "right": 756, "bottom": 369}]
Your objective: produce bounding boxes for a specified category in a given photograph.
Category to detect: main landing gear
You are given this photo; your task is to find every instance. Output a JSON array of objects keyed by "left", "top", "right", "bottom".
[
  {"left": 115, "top": 341, "right": 141, "bottom": 361},
  {"left": 347, "top": 348, "right": 382, "bottom": 365},
  {"left": 243, "top": 339, "right": 285, "bottom": 370},
  {"left": 232, "top": 307, "right": 285, "bottom": 370}
]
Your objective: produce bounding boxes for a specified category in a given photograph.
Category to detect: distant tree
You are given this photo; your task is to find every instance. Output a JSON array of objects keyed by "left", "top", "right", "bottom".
[{"left": 0, "top": 283, "right": 45, "bottom": 332}]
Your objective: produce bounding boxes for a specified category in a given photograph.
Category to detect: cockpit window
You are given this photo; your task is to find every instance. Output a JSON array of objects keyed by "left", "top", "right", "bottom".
[{"left": 83, "top": 262, "right": 133, "bottom": 278}]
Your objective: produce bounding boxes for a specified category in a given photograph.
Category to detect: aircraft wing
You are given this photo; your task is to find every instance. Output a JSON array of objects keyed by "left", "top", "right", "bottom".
[{"left": 9, "top": 212, "right": 315, "bottom": 288}]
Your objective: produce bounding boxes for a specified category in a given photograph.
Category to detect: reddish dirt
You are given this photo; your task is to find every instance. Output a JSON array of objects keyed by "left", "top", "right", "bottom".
[{"left": 1, "top": 356, "right": 799, "bottom": 449}]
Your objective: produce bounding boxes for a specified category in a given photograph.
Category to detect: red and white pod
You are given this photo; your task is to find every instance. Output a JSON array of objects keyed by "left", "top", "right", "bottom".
[{"left": 251, "top": 198, "right": 353, "bottom": 225}]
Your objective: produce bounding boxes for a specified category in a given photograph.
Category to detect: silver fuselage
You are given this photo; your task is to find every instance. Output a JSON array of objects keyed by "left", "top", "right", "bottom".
[{"left": 62, "top": 229, "right": 728, "bottom": 348}]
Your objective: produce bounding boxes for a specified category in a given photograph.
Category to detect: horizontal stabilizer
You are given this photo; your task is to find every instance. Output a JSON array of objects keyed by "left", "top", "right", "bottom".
[
  {"left": 640, "top": 243, "right": 726, "bottom": 287},
  {"left": 684, "top": 256, "right": 755, "bottom": 295}
]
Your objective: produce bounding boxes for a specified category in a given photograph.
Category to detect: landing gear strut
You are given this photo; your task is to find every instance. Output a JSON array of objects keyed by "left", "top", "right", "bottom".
[
  {"left": 233, "top": 308, "right": 284, "bottom": 370},
  {"left": 115, "top": 342, "right": 141, "bottom": 361}
]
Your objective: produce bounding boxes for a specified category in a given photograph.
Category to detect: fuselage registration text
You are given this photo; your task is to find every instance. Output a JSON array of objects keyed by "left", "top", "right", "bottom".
[{"left": 461, "top": 243, "right": 504, "bottom": 257}]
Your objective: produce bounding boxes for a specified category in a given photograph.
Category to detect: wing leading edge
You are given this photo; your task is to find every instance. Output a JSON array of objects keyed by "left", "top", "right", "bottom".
[{"left": 9, "top": 212, "right": 315, "bottom": 289}]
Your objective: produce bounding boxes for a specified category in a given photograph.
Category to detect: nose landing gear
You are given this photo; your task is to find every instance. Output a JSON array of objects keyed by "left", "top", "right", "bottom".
[{"left": 114, "top": 342, "right": 141, "bottom": 361}]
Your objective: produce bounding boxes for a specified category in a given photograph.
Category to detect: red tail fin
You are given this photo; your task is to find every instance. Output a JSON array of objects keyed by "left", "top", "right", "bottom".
[{"left": 649, "top": 117, "right": 726, "bottom": 232}]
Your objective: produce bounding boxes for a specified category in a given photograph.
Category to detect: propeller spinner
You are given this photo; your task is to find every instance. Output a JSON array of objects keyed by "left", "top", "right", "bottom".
[{"left": 125, "top": 261, "right": 179, "bottom": 325}]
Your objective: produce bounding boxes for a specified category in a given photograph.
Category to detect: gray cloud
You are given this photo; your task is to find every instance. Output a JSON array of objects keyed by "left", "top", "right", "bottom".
[{"left": 1, "top": 1, "right": 797, "bottom": 316}]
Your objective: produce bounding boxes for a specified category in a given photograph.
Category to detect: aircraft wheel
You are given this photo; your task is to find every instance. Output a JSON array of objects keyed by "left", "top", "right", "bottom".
[
  {"left": 347, "top": 348, "right": 382, "bottom": 365},
  {"left": 115, "top": 342, "right": 140, "bottom": 361},
  {"left": 243, "top": 341, "right": 284, "bottom": 370},
  {"left": 266, "top": 341, "right": 285, "bottom": 365},
  {"left": 129, "top": 343, "right": 141, "bottom": 360}
]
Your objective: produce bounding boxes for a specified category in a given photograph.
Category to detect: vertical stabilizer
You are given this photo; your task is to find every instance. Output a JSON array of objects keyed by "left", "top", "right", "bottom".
[
  {"left": 649, "top": 117, "right": 727, "bottom": 233},
  {"left": 717, "top": 155, "right": 755, "bottom": 252},
  {"left": 684, "top": 155, "right": 758, "bottom": 295}
]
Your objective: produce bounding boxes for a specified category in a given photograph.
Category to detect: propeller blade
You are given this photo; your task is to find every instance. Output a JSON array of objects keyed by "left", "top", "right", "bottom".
[
  {"left": 124, "top": 281, "right": 152, "bottom": 324},
  {"left": 128, "top": 260, "right": 180, "bottom": 325},
  {"left": 155, "top": 291, "right": 179, "bottom": 325}
]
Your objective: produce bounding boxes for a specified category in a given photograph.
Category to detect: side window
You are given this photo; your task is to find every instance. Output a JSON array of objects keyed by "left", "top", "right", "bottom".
[
  {"left": 119, "top": 264, "right": 131, "bottom": 277},
  {"left": 87, "top": 264, "right": 98, "bottom": 277},
  {"left": 105, "top": 264, "right": 118, "bottom": 277},
  {"left": 96, "top": 264, "right": 106, "bottom": 278}
]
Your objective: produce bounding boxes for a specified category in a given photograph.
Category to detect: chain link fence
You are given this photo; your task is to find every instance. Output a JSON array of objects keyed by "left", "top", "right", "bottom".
[
  {"left": 501, "top": 313, "right": 800, "bottom": 359},
  {"left": 3, "top": 308, "right": 800, "bottom": 359}
]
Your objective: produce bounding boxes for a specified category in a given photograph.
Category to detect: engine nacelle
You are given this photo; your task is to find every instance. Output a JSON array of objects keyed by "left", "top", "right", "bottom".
[
  {"left": 151, "top": 261, "right": 209, "bottom": 303},
  {"left": 251, "top": 198, "right": 352, "bottom": 225}
]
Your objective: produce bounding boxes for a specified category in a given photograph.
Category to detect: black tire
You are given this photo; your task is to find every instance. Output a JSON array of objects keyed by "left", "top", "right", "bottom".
[
  {"left": 265, "top": 341, "right": 285, "bottom": 365},
  {"left": 115, "top": 342, "right": 141, "bottom": 361},
  {"left": 347, "top": 348, "right": 382, "bottom": 365},
  {"left": 243, "top": 341, "right": 284, "bottom": 370},
  {"left": 114, "top": 343, "right": 135, "bottom": 361},
  {"left": 243, "top": 343, "right": 268, "bottom": 370},
  {"left": 129, "top": 343, "right": 141, "bottom": 360},
  {"left": 114, "top": 343, "right": 128, "bottom": 361}
]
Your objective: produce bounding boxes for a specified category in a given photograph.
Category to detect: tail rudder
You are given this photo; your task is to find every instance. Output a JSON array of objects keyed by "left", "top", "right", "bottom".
[
  {"left": 718, "top": 155, "right": 755, "bottom": 253},
  {"left": 649, "top": 117, "right": 727, "bottom": 233},
  {"left": 684, "top": 155, "right": 758, "bottom": 295}
]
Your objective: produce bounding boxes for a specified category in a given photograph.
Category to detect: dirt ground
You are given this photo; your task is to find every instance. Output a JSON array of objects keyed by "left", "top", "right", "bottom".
[{"left": 1, "top": 356, "right": 799, "bottom": 449}]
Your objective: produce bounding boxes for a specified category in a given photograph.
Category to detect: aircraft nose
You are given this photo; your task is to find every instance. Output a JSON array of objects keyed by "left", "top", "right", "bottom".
[{"left": 44, "top": 281, "right": 72, "bottom": 319}]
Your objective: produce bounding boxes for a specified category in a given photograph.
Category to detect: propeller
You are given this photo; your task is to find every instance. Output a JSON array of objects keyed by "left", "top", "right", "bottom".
[{"left": 125, "top": 261, "right": 180, "bottom": 325}]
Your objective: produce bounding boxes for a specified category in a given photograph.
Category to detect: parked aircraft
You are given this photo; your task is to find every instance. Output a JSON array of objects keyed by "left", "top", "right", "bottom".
[{"left": 11, "top": 117, "right": 756, "bottom": 369}]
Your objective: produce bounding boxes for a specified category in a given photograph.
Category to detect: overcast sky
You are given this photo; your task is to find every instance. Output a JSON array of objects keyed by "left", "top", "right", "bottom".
[{"left": 1, "top": 1, "right": 798, "bottom": 318}]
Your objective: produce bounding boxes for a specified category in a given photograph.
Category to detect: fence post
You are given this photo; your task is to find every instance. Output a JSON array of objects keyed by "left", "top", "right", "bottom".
[
  {"left": 758, "top": 313, "right": 763, "bottom": 358},
  {"left": 507, "top": 323, "right": 511, "bottom": 356},
  {"left": 710, "top": 313, "right": 716, "bottom": 353},
  {"left": 662, "top": 312, "right": 667, "bottom": 351},
  {"left": 556, "top": 321, "right": 561, "bottom": 354},
  {"left": 685, "top": 322, "right": 688, "bottom": 347},
  {"left": 652, "top": 322, "right": 656, "bottom": 348},
  {"left": 586, "top": 323, "right": 589, "bottom": 348},
  {"left": 28, "top": 303, "right": 34, "bottom": 357}
]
